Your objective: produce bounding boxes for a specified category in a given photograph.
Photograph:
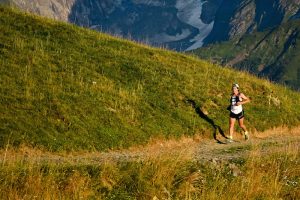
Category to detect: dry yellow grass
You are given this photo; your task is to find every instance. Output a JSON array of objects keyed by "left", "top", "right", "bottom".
[
  {"left": 0, "top": 127, "right": 299, "bottom": 199},
  {"left": 252, "top": 125, "right": 300, "bottom": 138}
]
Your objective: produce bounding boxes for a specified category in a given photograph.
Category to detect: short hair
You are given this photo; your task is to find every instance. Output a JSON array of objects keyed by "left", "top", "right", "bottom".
[{"left": 232, "top": 83, "right": 239, "bottom": 88}]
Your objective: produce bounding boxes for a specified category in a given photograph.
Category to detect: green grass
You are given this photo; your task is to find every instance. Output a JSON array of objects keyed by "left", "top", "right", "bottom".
[{"left": 1, "top": 6, "right": 300, "bottom": 151}]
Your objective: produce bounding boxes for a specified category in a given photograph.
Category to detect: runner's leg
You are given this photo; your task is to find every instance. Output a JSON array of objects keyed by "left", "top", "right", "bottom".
[
  {"left": 238, "top": 117, "right": 249, "bottom": 140},
  {"left": 229, "top": 117, "right": 236, "bottom": 139},
  {"left": 238, "top": 117, "right": 247, "bottom": 132}
]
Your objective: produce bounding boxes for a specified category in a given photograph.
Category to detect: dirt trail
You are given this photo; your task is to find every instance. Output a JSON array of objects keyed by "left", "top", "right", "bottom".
[{"left": 1, "top": 127, "right": 299, "bottom": 165}]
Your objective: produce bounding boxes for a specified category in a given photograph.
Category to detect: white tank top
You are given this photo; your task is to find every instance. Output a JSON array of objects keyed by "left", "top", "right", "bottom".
[{"left": 230, "top": 95, "right": 243, "bottom": 114}]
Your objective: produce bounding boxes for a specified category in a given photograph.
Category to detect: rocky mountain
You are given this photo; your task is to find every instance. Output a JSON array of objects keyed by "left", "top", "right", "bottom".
[
  {"left": 0, "top": 0, "right": 221, "bottom": 50},
  {"left": 204, "top": 0, "right": 300, "bottom": 44},
  {"left": 191, "top": 0, "right": 300, "bottom": 90},
  {"left": 2, "top": 0, "right": 300, "bottom": 50},
  {"left": 0, "top": 0, "right": 75, "bottom": 21},
  {"left": 68, "top": 0, "right": 216, "bottom": 51},
  {"left": 191, "top": 19, "right": 300, "bottom": 90}
]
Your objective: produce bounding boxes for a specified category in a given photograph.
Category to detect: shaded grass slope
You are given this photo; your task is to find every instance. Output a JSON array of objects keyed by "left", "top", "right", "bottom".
[{"left": 1, "top": 6, "right": 300, "bottom": 151}]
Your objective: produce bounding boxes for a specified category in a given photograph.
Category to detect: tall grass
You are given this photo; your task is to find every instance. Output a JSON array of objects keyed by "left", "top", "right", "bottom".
[{"left": 0, "top": 141, "right": 299, "bottom": 199}]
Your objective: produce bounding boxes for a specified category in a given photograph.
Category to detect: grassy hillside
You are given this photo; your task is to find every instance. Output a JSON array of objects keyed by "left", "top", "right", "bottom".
[
  {"left": 1, "top": 6, "right": 300, "bottom": 151},
  {"left": 191, "top": 19, "right": 300, "bottom": 90}
]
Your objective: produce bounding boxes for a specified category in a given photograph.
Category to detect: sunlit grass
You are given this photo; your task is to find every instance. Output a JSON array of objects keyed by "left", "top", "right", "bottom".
[
  {"left": 1, "top": 6, "right": 300, "bottom": 151},
  {"left": 0, "top": 140, "right": 299, "bottom": 199}
]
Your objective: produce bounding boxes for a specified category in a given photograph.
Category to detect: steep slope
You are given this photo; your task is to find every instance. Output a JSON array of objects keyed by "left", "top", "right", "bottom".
[
  {"left": 191, "top": 19, "right": 300, "bottom": 90},
  {"left": 1, "top": 6, "right": 300, "bottom": 151}
]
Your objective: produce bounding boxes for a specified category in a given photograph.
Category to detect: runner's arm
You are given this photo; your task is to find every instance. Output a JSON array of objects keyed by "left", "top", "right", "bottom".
[{"left": 237, "top": 93, "right": 250, "bottom": 105}]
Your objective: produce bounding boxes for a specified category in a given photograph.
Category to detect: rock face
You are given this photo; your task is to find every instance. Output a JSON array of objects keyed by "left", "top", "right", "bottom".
[
  {"left": 204, "top": 0, "right": 300, "bottom": 44},
  {"left": 4, "top": 0, "right": 76, "bottom": 21},
  {"left": 1, "top": 0, "right": 300, "bottom": 50}
]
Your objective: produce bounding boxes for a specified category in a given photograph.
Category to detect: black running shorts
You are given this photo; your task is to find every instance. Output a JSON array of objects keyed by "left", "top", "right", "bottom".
[{"left": 230, "top": 111, "right": 244, "bottom": 119}]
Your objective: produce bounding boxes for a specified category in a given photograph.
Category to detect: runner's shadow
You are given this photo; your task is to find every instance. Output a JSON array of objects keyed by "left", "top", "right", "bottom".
[{"left": 187, "top": 99, "right": 227, "bottom": 144}]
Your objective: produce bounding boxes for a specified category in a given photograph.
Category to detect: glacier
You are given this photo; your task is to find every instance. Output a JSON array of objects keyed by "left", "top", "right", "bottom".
[{"left": 176, "top": 0, "right": 214, "bottom": 50}]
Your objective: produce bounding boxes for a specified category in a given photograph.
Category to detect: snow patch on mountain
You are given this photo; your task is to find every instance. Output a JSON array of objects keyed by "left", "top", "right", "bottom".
[{"left": 176, "top": 0, "right": 214, "bottom": 50}]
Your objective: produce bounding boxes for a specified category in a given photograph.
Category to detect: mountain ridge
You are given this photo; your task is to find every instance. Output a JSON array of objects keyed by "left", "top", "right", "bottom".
[
  {"left": 2, "top": 0, "right": 300, "bottom": 51},
  {"left": 191, "top": 19, "right": 300, "bottom": 90},
  {"left": 204, "top": 0, "right": 300, "bottom": 45}
]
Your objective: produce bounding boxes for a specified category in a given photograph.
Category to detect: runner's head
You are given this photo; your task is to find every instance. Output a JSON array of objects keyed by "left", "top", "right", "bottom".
[{"left": 232, "top": 83, "right": 239, "bottom": 93}]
